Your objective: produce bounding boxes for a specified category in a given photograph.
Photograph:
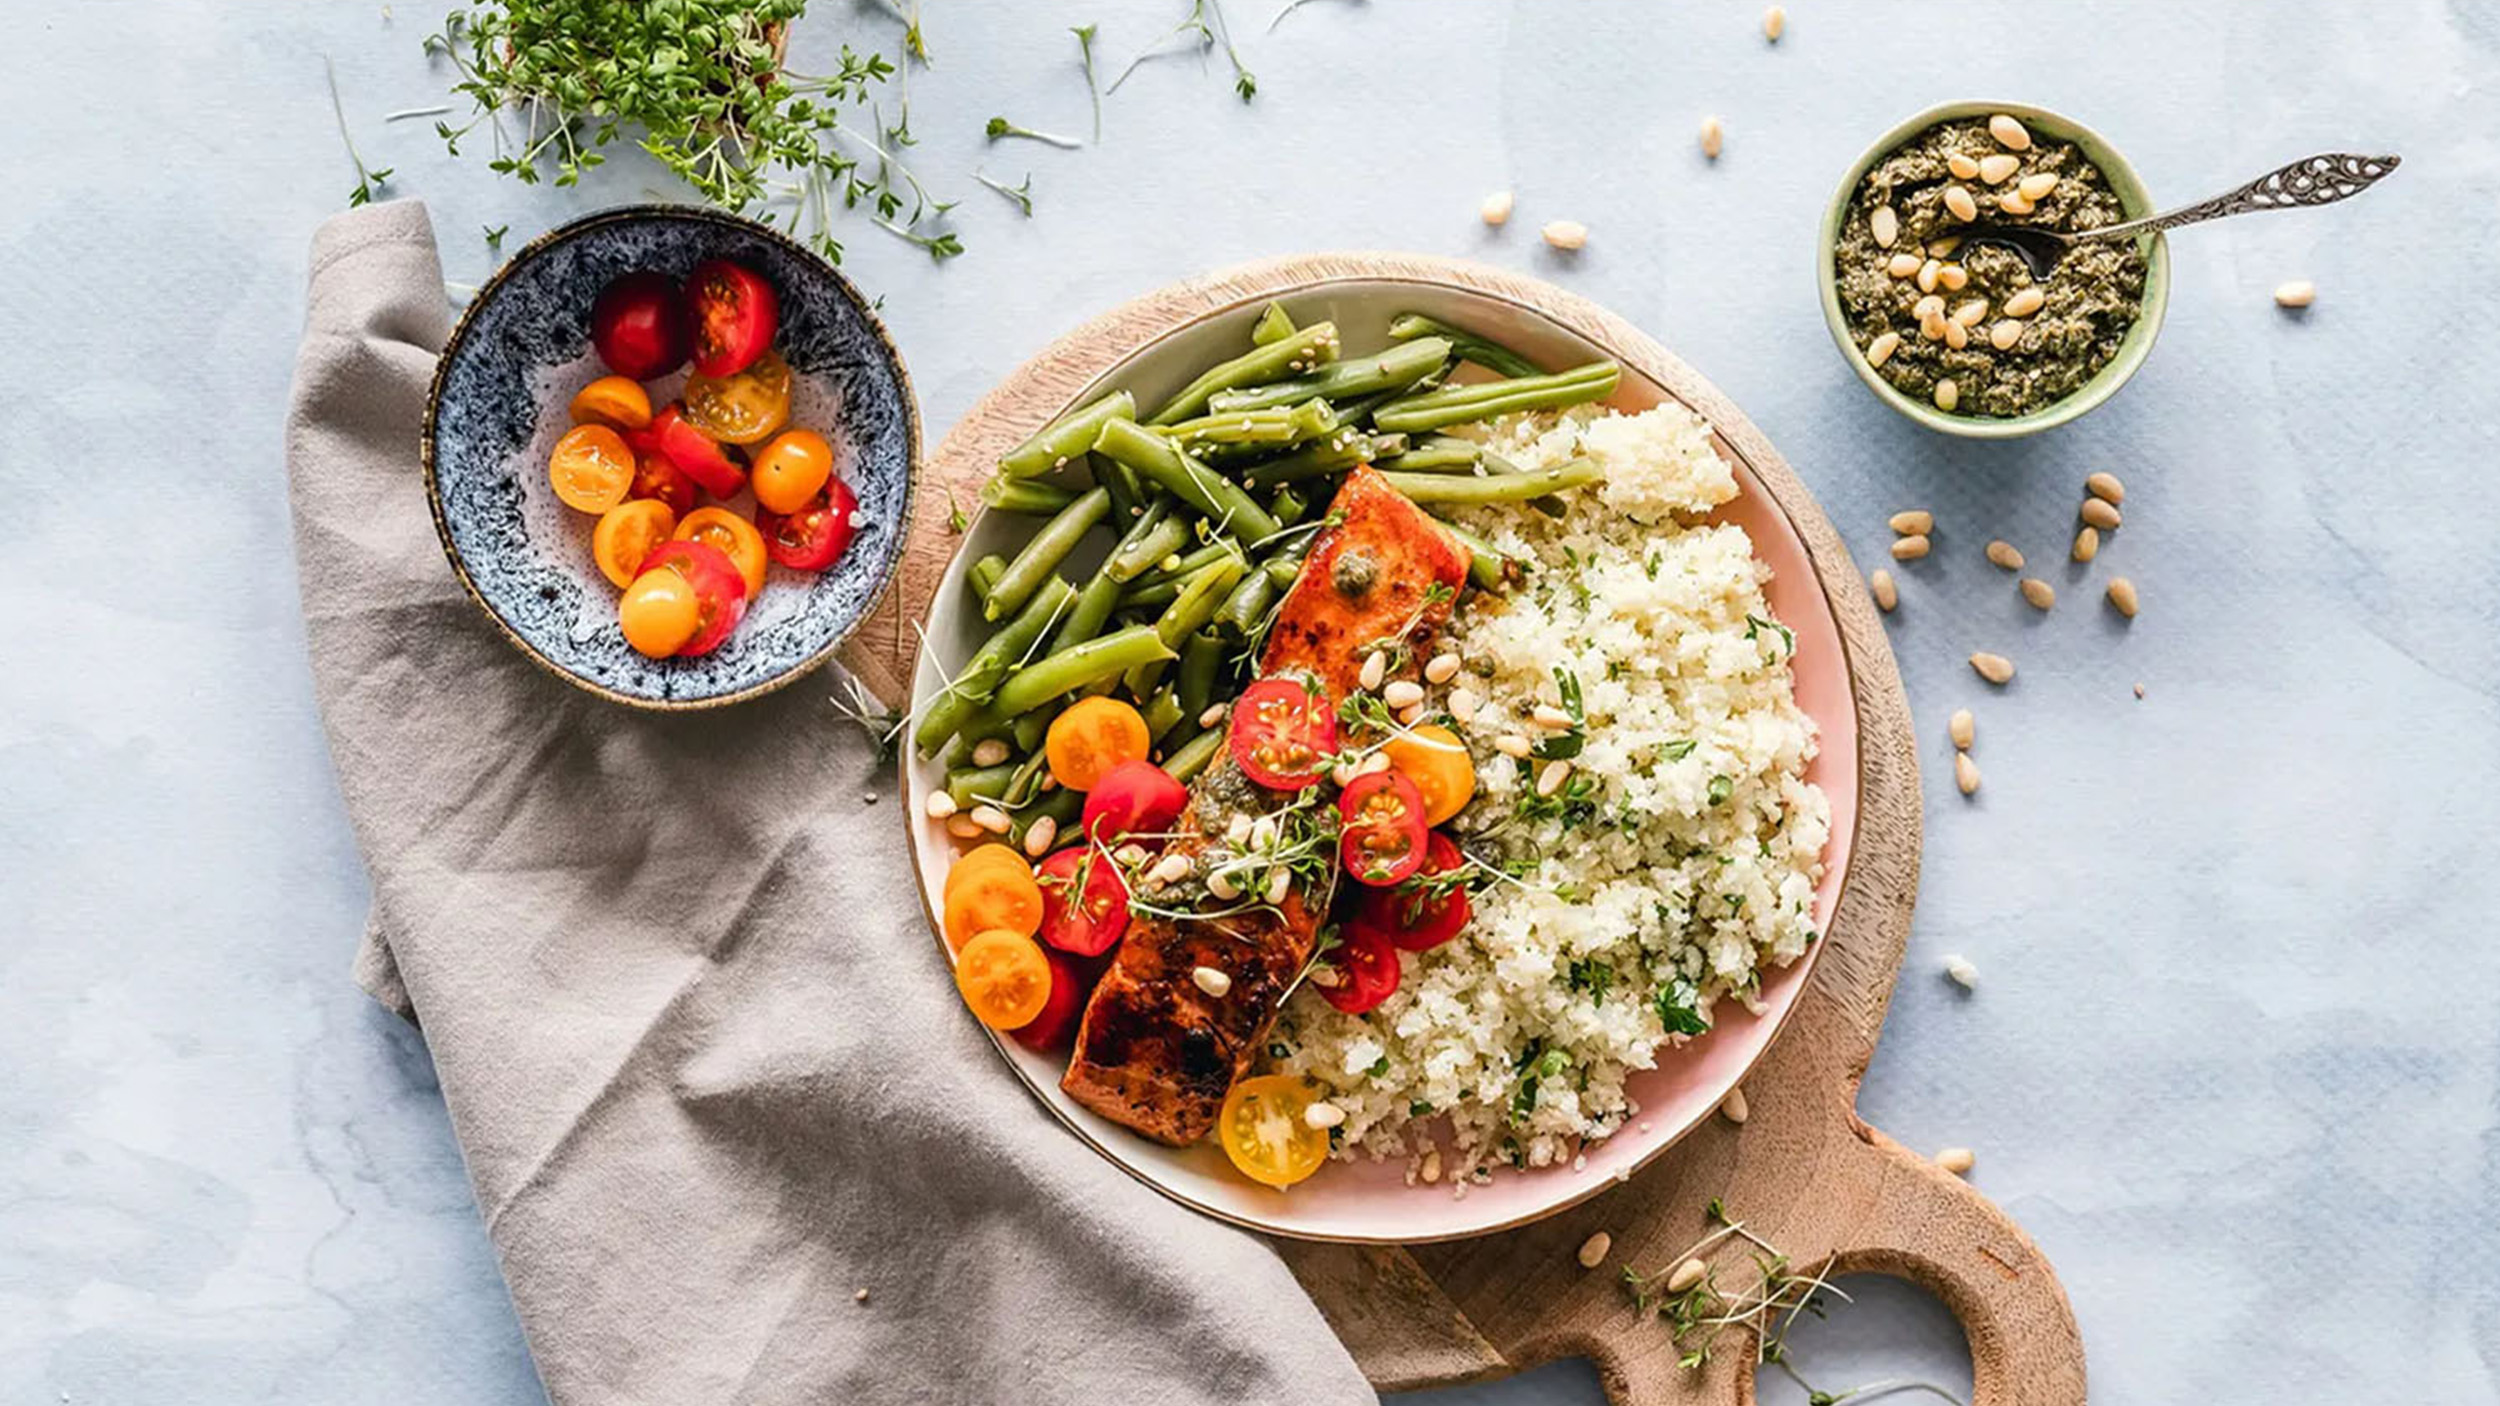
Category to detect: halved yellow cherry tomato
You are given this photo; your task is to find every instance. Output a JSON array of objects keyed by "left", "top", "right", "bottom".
[
  {"left": 591, "top": 499, "right": 678, "bottom": 589},
  {"left": 1382, "top": 723, "right": 1476, "bottom": 826},
  {"left": 954, "top": 929, "right": 1052, "bottom": 1029},
  {"left": 945, "top": 843, "right": 1030, "bottom": 900},
  {"left": 1218, "top": 1074, "right": 1331, "bottom": 1188},
  {"left": 617, "top": 566, "right": 703, "bottom": 657},
  {"left": 567, "top": 375, "right": 654, "bottom": 432},
  {"left": 749, "top": 428, "right": 835, "bottom": 515},
  {"left": 682, "top": 349, "right": 792, "bottom": 446},
  {"left": 548, "top": 423, "right": 637, "bottom": 514},
  {"left": 943, "top": 854, "right": 1043, "bottom": 952},
  {"left": 1045, "top": 697, "right": 1153, "bottom": 791},
  {"left": 673, "top": 507, "right": 769, "bottom": 599}
]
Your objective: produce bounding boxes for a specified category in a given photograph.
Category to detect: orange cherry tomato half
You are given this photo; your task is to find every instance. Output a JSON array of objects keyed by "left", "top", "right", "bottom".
[
  {"left": 1045, "top": 697, "right": 1153, "bottom": 792},
  {"left": 648, "top": 403, "right": 748, "bottom": 499},
  {"left": 634, "top": 539, "right": 747, "bottom": 656},
  {"left": 617, "top": 565, "right": 704, "bottom": 658},
  {"left": 1381, "top": 723, "right": 1476, "bottom": 826},
  {"left": 683, "top": 350, "right": 792, "bottom": 446},
  {"left": 685, "top": 259, "right": 780, "bottom": 379},
  {"left": 567, "top": 375, "right": 654, "bottom": 433},
  {"left": 1035, "top": 845, "right": 1130, "bottom": 957},
  {"left": 757, "top": 479, "right": 858, "bottom": 572},
  {"left": 945, "top": 843, "right": 1031, "bottom": 901},
  {"left": 942, "top": 854, "right": 1044, "bottom": 952},
  {"left": 1218, "top": 1074, "right": 1332, "bottom": 1188},
  {"left": 1318, "top": 922, "right": 1401, "bottom": 1015},
  {"left": 954, "top": 929, "right": 1052, "bottom": 1030},
  {"left": 1229, "top": 676, "right": 1340, "bottom": 790},
  {"left": 591, "top": 498, "right": 679, "bottom": 589},
  {"left": 748, "top": 426, "right": 833, "bottom": 514},
  {"left": 548, "top": 423, "right": 637, "bottom": 514},
  {"left": 673, "top": 507, "right": 769, "bottom": 600},
  {"left": 627, "top": 447, "right": 698, "bottom": 518},
  {"left": 1338, "top": 770, "right": 1428, "bottom": 887}
]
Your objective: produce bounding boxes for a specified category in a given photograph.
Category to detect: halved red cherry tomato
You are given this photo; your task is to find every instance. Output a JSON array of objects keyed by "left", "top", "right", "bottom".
[
  {"left": 628, "top": 449, "right": 698, "bottom": 519},
  {"left": 1228, "top": 676, "right": 1339, "bottom": 790},
  {"left": 649, "top": 403, "right": 748, "bottom": 498},
  {"left": 1008, "top": 948, "right": 1098, "bottom": 1052},
  {"left": 1353, "top": 832, "right": 1471, "bottom": 951},
  {"left": 1080, "top": 760, "right": 1189, "bottom": 843},
  {"left": 684, "top": 259, "right": 779, "bottom": 378},
  {"left": 756, "top": 479, "right": 859, "bottom": 572},
  {"left": 1036, "top": 845, "right": 1130, "bottom": 957},
  {"left": 1338, "top": 770, "right": 1428, "bottom": 887},
  {"left": 591, "top": 271, "right": 690, "bottom": 380},
  {"left": 673, "top": 506, "right": 769, "bottom": 600},
  {"left": 1319, "top": 923, "right": 1401, "bottom": 1015},
  {"left": 635, "top": 539, "right": 748, "bottom": 655}
]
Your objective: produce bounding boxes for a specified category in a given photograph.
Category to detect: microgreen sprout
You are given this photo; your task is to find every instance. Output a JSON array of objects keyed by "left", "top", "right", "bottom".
[
  {"left": 482, "top": 223, "right": 508, "bottom": 250},
  {"left": 985, "top": 116, "right": 1081, "bottom": 149},
  {"left": 1110, "top": 0, "right": 1255, "bottom": 101},
  {"left": 323, "top": 56, "right": 393, "bottom": 206},
  {"left": 1071, "top": 25, "right": 1103, "bottom": 141},
  {"left": 975, "top": 170, "right": 1036, "bottom": 216},
  {"left": 875, "top": 217, "right": 965, "bottom": 262}
]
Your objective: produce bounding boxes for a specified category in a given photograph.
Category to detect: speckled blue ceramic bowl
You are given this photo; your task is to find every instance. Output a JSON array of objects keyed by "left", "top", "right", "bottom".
[{"left": 424, "top": 205, "right": 918, "bottom": 709}]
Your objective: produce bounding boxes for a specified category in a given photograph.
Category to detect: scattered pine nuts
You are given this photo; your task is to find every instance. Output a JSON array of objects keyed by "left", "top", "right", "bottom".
[
  {"left": 1919, "top": 311, "right": 1949, "bottom": 343},
  {"left": 2274, "top": 279, "right": 2316, "bottom": 309},
  {"left": 1761, "top": 4, "right": 1785, "bottom": 41},
  {"left": 1936, "top": 1147, "right": 1977, "bottom": 1176},
  {"left": 1699, "top": 115, "right": 1724, "bottom": 159},
  {"left": 1913, "top": 293, "right": 1946, "bottom": 322},
  {"left": 1192, "top": 965, "right": 1233, "bottom": 997},
  {"left": 1928, "top": 235, "right": 1963, "bottom": 258},
  {"left": 1578, "top": 1230, "right": 1614, "bottom": 1268},
  {"left": 2017, "top": 172, "right": 2061, "bottom": 202},
  {"left": 1421, "top": 1148, "right": 1442, "bottom": 1183},
  {"left": 1954, "top": 751, "right": 1981, "bottom": 796},
  {"left": 1480, "top": 190, "right": 1514, "bottom": 226},
  {"left": 1953, "top": 298, "right": 1989, "bottom": 327},
  {"left": 2080, "top": 498, "right": 2122, "bottom": 531},
  {"left": 1977, "top": 153, "right": 2020, "bottom": 185},
  {"left": 1448, "top": 686, "right": 1480, "bottom": 722},
  {"left": 1358, "top": 649, "right": 1388, "bottom": 692},
  {"left": 925, "top": 791, "right": 959, "bottom": 819},
  {"left": 1888, "top": 510, "right": 1933, "bottom": 535},
  {"left": 1943, "top": 185, "right": 1978, "bottom": 222},
  {"left": 1023, "top": 814, "right": 1059, "bottom": 857},
  {"left": 1942, "top": 318, "right": 1968, "bottom": 351},
  {"left": 1667, "top": 1257, "right": 1709, "bottom": 1293},
  {"left": 2020, "top": 577, "right": 2055, "bottom": 611},
  {"left": 1988, "top": 113, "right": 2033, "bottom": 150},
  {"left": 1890, "top": 534, "right": 1931, "bottom": 561},
  {"left": 1989, "top": 319, "right": 2024, "bottom": 351},
  {"left": 945, "top": 813, "right": 983, "bottom": 840},
  {"left": 1984, "top": 540, "right": 2024, "bottom": 571},
  {"left": 1424, "top": 652, "right": 1461, "bottom": 685},
  {"left": 1304, "top": 1100, "right": 1346, "bottom": 1129},
  {"left": 970, "top": 737, "right": 1010, "bottom": 767},
  {"left": 2002, "top": 285, "right": 2046, "bottom": 318},
  {"left": 1866, "top": 330, "right": 1902, "bottom": 367},
  {"left": 1916, "top": 258, "right": 1942, "bottom": 292},
  {"left": 1886, "top": 252, "right": 1923, "bottom": 279},
  {"left": 1493, "top": 733, "right": 1533, "bottom": 759},
  {"left": 2085, "top": 471, "right": 2125, "bottom": 504},
  {"left": 1997, "top": 190, "right": 2036, "bottom": 217},
  {"left": 1946, "top": 152, "right": 1981, "bottom": 181},
  {"left": 1937, "top": 263, "right": 1970, "bottom": 292},
  {"left": 1720, "top": 1086, "right": 1750, "bottom": 1124},
  {"left": 968, "top": 805, "right": 1012, "bottom": 834},
  {"left": 1383, "top": 680, "right": 1425, "bottom": 709},
  {"left": 1871, "top": 205, "right": 1900, "bottom": 248},
  {"left": 1541, "top": 219, "right": 1588, "bottom": 251},
  {"left": 2072, "top": 525, "right": 2101, "bottom": 562},
  {"left": 2106, "top": 577, "right": 2140, "bottom": 618},
  {"left": 1969, "top": 652, "right": 2015, "bottom": 685},
  {"left": 1870, "top": 568, "right": 1899, "bottom": 612},
  {"left": 1148, "top": 852, "right": 1192, "bottom": 887},
  {"left": 1199, "top": 703, "right": 1228, "bottom": 729},
  {"left": 1265, "top": 868, "right": 1291, "bottom": 905},
  {"left": 1536, "top": 759, "right": 1572, "bottom": 796},
  {"left": 856, "top": 1287, "right": 871, "bottom": 1303},
  {"left": 1529, "top": 704, "right": 1573, "bottom": 731},
  {"left": 1933, "top": 379, "right": 1960, "bottom": 412},
  {"left": 1944, "top": 954, "right": 1979, "bottom": 988},
  {"left": 1948, "top": 708, "right": 1974, "bottom": 749}
]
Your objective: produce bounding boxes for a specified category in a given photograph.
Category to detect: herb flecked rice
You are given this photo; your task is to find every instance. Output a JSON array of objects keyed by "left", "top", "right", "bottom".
[{"left": 1263, "top": 403, "right": 1830, "bottom": 1180}]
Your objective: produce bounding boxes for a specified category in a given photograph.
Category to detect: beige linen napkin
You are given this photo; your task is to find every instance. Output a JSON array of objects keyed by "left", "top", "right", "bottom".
[{"left": 286, "top": 200, "right": 1371, "bottom": 1406}]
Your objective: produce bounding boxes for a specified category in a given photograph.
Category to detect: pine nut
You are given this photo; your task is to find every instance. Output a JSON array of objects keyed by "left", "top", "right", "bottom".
[
  {"left": 2274, "top": 279, "right": 2316, "bottom": 308},
  {"left": 1889, "top": 510, "right": 1934, "bottom": 535},
  {"left": 1948, "top": 708, "right": 1974, "bottom": 749},
  {"left": 1969, "top": 652, "right": 2015, "bottom": 685},
  {"left": 1890, "top": 534, "right": 1930, "bottom": 561},
  {"left": 1359, "top": 650, "right": 1387, "bottom": 691},
  {"left": 1421, "top": 1148, "right": 1442, "bottom": 1183},
  {"left": 1023, "top": 814, "right": 1059, "bottom": 856},
  {"left": 1720, "top": 1086, "right": 1749, "bottom": 1124},
  {"left": 1989, "top": 319, "right": 2024, "bottom": 351},
  {"left": 1250, "top": 815, "right": 1279, "bottom": 851},
  {"left": 1668, "top": 1257, "right": 1709, "bottom": 1293},
  {"left": 1988, "top": 113, "right": 2032, "bottom": 150},
  {"left": 1942, "top": 318, "right": 1968, "bottom": 350},
  {"left": 2106, "top": 577, "right": 2140, "bottom": 618},
  {"left": 2020, "top": 577, "right": 2055, "bottom": 611},
  {"left": 1200, "top": 703, "right": 1228, "bottom": 728},
  {"left": 1954, "top": 751, "right": 1981, "bottom": 796},
  {"left": 1866, "top": 331, "right": 1901, "bottom": 367},
  {"left": 1944, "top": 954, "right": 1979, "bottom": 988},
  {"left": 1329, "top": 760, "right": 1357, "bottom": 788},
  {"left": 1946, "top": 152, "right": 1981, "bottom": 181},
  {"left": 945, "top": 813, "right": 983, "bottom": 840},
  {"left": 1536, "top": 759, "right": 1572, "bottom": 796},
  {"left": 1985, "top": 540, "right": 2024, "bottom": 571},
  {"left": 1871, "top": 204, "right": 1899, "bottom": 248},
  {"left": 1927, "top": 235, "right": 1963, "bottom": 258},
  {"left": 1424, "top": 652, "right": 1461, "bottom": 685},
  {"left": 2017, "top": 172, "right": 2060, "bottom": 202},
  {"left": 1912, "top": 294, "right": 1945, "bottom": 322},
  {"left": 1762, "top": 4, "right": 1785, "bottom": 40},
  {"left": 1942, "top": 185, "right": 1978, "bottom": 222},
  {"left": 970, "top": 737, "right": 1010, "bottom": 767},
  {"left": 1953, "top": 298, "right": 1989, "bottom": 327},
  {"left": 925, "top": 791, "right": 959, "bottom": 819},
  {"left": 1933, "top": 379, "right": 1959, "bottom": 412},
  {"left": 1480, "top": 190, "right": 1514, "bottom": 226},
  {"left": 1206, "top": 868, "right": 1240, "bottom": 900},
  {"left": 1303, "top": 1099, "right": 1346, "bottom": 1130},
  {"left": 1265, "top": 867, "right": 1291, "bottom": 905},
  {"left": 1359, "top": 750, "right": 1393, "bottom": 776},
  {"left": 1542, "top": 219, "right": 1588, "bottom": 251},
  {"left": 2002, "top": 286, "right": 2046, "bottom": 319},
  {"left": 1577, "top": 1229, "right": 1614, "bottom": 1268},
  {"left": 1397, "top": 702, "right": 1426, "bottom": 727},
  {"left": 1448, "top": 686, "right": 1479, "bottom": 722},
  {"left": 1494, "top": 733, "right": 1533, "bottom": 759},
  {"left": 1887, "top": 252, "right": 1923, "bottom": 279},
  {"left": 1383, "top": 680, "right": 1425, "bottom": 709},
  {"left": 1531, "top": 704, "right": 1575, "bottom": 730},
  {"left": 2072, "top": 525, "right": 2100, "bottom": 562},
  {"left": 1193, "top": 965, "right": 1233, "bottom": 997},
  {"left": 1149, "top": 853, "right": 1192, "bottom": 886},
  {"left": 1919, "top": 311, "right": 1949, "bottom": 342},
  {"left": 1114, "top": 843, "right": 1149, "bottom": 867},
  {"left": 1938, "top": 263, "right": 1970, "bottom": 291},
  {"left": 2085, "top": 471, "right": 2126, "bottom": 504},
  {"left": 1936, "top": 1147, "right": 1976, "bottom": 1175},
  {"left": 1916, "top": 258, "right": 1942, "bottom": 292},
  {"left": 1998, "top": 191, "right": 2036, "bottom": 217},
  {"left": 969, "top": 805, "right": 1012, "bottom": 834},
  {"left": 1870, "top": 568, "right": 1898, "bottom": 612},
  {"left": 2080, "top": 498, "right": 2122, "bottom": 530},
  {"left": 1977, "top": 153, "right": 2020, "bottom": 185},
  {"left": 1699, "top": 115, "right": 1724, "bottom": 159}
]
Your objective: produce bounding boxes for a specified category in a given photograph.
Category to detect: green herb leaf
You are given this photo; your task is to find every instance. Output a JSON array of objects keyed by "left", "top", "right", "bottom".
[{"left": 1655, "top": 978, "right": 1707, "bottom": 1036}]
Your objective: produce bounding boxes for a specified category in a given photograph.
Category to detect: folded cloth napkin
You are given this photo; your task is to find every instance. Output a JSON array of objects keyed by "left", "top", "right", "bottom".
[{"left": 286, "top": 201, "right": 1372, "bottom": 1406}]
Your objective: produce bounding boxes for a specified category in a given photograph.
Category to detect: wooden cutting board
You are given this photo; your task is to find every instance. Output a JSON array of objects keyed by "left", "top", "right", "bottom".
[{"left": 839, "top": 253, "right": 2084, "bottom": 1405}]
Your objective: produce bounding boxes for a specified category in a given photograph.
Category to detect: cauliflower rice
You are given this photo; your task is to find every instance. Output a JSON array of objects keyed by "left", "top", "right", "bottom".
[{"left": 1262, "top": 402, "right": 1830, "bottom": 1179}]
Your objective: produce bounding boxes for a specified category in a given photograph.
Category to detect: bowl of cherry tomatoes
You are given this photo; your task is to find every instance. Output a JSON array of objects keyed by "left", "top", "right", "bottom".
[{"left": 424, "top": 205, "right": 917, "bottom": 708}]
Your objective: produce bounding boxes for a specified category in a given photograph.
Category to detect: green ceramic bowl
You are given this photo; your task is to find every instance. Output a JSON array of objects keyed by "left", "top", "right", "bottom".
[{"left": 1817, "top": 100, "right": 2171, "bottom": 439}]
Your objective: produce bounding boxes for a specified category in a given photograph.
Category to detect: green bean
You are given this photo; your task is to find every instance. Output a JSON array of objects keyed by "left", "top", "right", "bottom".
[
  {"left": 912, "top": 577, "right": 1078, "bottom": 755},
  {"left": 1106, "top": 507, "right": 1191, "bottom": 583},
  {"left": 968, "top": 553, "right": 1007, "bottom": 601},
  {"left": 944, "top": 762, "right": 1021, "bottom": 810},
  {"left": 1429, "top": 514, "right": 1516, "bottom": 592},
  {"left": 1387, "top": 312, "right": 1539, "bottom": 378},
  {"left": 1155, "top": 399, "right": 1337, "bottom": 451},
  {"left": 1206, "top": 337, "right": 1452, "bottom": 417},
  {"left": 998, "top": 391, "right": 1138, "bottom": 477},
  {"left": 1147, "top": 322, "right": 1341, "bottom": 425},
  {"left": 1216, "top": 567, "right": 1276, "bottom": 639},
  {"left": 1139, "top": 687, "right": 1187, "bottom": 744},
  {"left": 980, "top": 474, "right": 1079, "bottom": 516},
  {"left": 1377, "top": 456, "right": 1601, "bottom": 505},
  {"left": 1118, "top": 575, "right": 1183, "bottom": 612},
  {"left": 1268, "top": 484, "right": 1307, "bottom": 527},
  {"left": 992, "top": 625, "right": 1175, "bottom": 718},
  {"left": 1373, "top": 435, "right": 1484, "bottom": 472},
  {"left": 1371, "top": 362, "right": 1620, "bottom": 435},
  {"left": 1126, "top": 555, "right": 1246, "bottom": 693},
  {"left": 1177, "top": 629, "right": 1228, "bottom": 720},
  {"left": 1091, "top": 453, "right": 1141, "bottom": 521},
  {"left": 1251, "top": 301, "right": 1296, "bottom": 346},
  {"left": 1007, "top": 786, "right": 1084, "bottom": 846},
  {"left": 1092, "top": 418, "right": 1280, "bottom": 543},
  {"left": 1162, "top": 725, "right": 1225, "bottom": 785},
  {"left": 1237, "top": 432, "right": 1408, "bottom": 491},
  {"left": 1013, "top": 709, "right": 1050, "bottom": 754},
  {"left": 1054, "top": 568, "right": 1124, "bottom": 652},
  {"left": 1265, "top": 554, "right": 1304, "bottom": 589},
  {"left": 987, "top": 486, "right": 1110, "bottom": 621},
  {"left": 1132, "top": 538, "right": 1238, "bottom": 589}
]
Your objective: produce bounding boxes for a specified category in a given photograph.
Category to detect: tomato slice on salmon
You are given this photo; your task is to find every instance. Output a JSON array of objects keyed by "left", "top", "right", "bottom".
[
  {"left": 1352, "top": 831, "right": 1470, "bottom": 951},
  {"left": 1009, "top": 947, "right": 1099, "bottom": 1052},
  {"left": 1080, "top": 760, "right": 1188, "bottom": 843},
  {"left": 1228, "top": 676, "right": 1339, "bottom": 790},
  {"left": 1318, "top": 923, "right": 1400, "bottom": 1015},
  {"left": 1036, "top": 845, "right": 1131, "bottom": 957},
  {"left": 1338, "top": 769, "right": 1428, "bottom": 887}
]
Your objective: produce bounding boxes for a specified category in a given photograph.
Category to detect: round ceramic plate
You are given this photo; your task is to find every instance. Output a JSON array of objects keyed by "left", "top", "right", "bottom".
[
  {"left": 424, "top": 205, "right": 918, "bottom": 709},
  {"left": 904, "top": 277, "right": 1859, "bottom": 1242}
]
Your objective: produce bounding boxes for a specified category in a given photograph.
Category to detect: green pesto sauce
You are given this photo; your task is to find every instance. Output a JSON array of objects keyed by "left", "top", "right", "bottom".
[{"left": 1835, "top": 118, "right": 2147, "bottom": 419}]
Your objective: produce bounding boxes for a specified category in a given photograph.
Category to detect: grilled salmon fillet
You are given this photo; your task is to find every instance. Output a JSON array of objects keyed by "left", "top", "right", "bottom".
[{"left": 1061, "top": 469, "right": 1470, "bottom": 1145}]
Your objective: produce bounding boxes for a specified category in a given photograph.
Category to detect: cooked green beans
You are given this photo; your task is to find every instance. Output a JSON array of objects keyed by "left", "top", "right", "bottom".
[
  {"left": 987, "top": 486, "right": 1109, "bottom": 621},
  {"left": 1146, "top": 323, "right": 1340, "bottom": 425},
  {"left": 1429, "top": 514, "right": 1516, "bottom": 592},
  {"left": 1054, "top": 569, "right": 1124, "bottom": 652},
  {"left": 1092, "top": 418, "right": 1280, "bottom": 543},
  {"left": 1132, "top": 540, "right": 1236, "bottom": 592},
  {"left": 1236, "top": 431, "right": 1408, "bottom": 491},
  {"left": 991, "top": 625, "right": 1175, "bottom": 718},
  {"left": 1155, "top": 399, "right": 1335, "bottom": 450},
  {"left": 1177, "top": 629, "right": 1228, "bottom": 720},
  {"left": 1374, "top": 435, "right": 1484, "bottom": 472},
  {"left": 980, "top": 474, "right": 1079, "bottom": 516},
  {"left": 913, "top": 576, "right": 1077, "bottom": 755},
  {"left": 969, "top": 553, "right": 1007, "bottom": 600},
  {"left": 1139, "top": 687, "right": 1187, "bottom": 744},
  {"left": 1129, "top": 554, "right": 1245, "bottom": 693},
  {"left": 944, "top": 762, "right": 1020, "bottom": 809},
  {"left": 1106, "top": 506, "right": 1190, "bottom": 583},
  {"left": 1206, "top": 337, "right": 1451, "bottom": 416},
  {"left": 1268, "top": 484, "right": 1307, "bottom": 527},
  {"left": 998, "top": 391, "right": 1137, "bottom": 477},
  {"left": 1010, "top": 786, "right": 1084, "bottom": 845},
  {"left": 1162, "top": 725, "right": 1225, "bottom": 785},
  {"left": 1216, "top": 567, "right": 1275, "bottom": 639},
  {"left": 1377, "top": 456, "right": 1601, "bottom": 505},
  {"left": 1251, "top": 301, "right": 1296, "bottom": 346},
  {"left": 1372, "top": 362, "right": 1620, "bottom": 435},
  {"left": 1387, "top": 313, "right": 1539, "bottom": 379}
]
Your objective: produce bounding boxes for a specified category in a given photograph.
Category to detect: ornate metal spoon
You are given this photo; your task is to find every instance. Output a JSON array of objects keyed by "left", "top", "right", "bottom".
[{"left": 1958, "top": 152, "right": 2401, "bottom": 279}]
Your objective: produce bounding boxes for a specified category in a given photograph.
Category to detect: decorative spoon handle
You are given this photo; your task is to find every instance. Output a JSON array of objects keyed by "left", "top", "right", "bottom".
[{"left": 2082, "top": 152, "right": 2401, "bottom": 243}]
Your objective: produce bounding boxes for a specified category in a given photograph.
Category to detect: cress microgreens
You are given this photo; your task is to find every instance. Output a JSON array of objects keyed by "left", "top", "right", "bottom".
[
  {"left": 325, "top": 56, "right": 394, "bottom": 206},
  {"left": 974, "top": 170, "right": 1035, "bottom": 216},
  {"left": 1110, "top": 0, "right": 1256, "bottom": 102},
  {"left": 1070, "top": 25, "right": 1103, "bottom": 141},
  {"left": 985, "top": 116, "right": 1081, "bottom": 149}
]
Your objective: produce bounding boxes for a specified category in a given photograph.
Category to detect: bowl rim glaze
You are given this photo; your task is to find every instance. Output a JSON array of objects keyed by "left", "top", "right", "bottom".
[
  {"left": 1816, "top": 99, "right": 2172, "bottom": 439},
  {"left": 421, "top": 203, "right": 921, "bottom": 711}
]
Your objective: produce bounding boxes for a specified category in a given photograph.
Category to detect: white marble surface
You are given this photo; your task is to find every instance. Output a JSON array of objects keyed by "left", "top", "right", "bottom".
[{"left": 5, "top": 2, "right": 2494, "bottom": 1402}]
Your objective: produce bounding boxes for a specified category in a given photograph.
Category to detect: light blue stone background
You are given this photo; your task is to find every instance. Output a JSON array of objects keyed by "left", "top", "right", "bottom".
[{"left": 4, "top": 1, "right": 2491, "bottom": 1402}]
